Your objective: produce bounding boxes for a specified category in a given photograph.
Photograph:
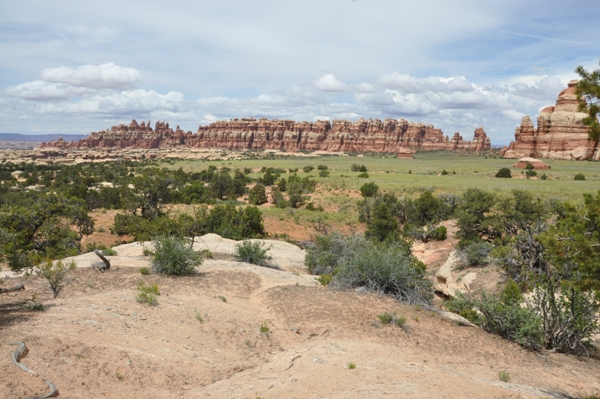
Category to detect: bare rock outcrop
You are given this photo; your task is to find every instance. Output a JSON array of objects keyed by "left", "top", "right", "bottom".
[
  {"left": 501, "top": 80, "right": 599, "bottom": 160},
  {"left": 41, "top": 118, "right": 491, "bottom": 155},
  {"left": 513, "top": 157, "right": 550, "bottom": 169}
]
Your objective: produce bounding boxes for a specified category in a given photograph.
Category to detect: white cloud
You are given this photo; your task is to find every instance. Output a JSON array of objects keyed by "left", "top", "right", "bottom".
[
  {"left": 37, "top": 89, "right": 185, "bottom": 116},
  {"left": 356, "top": 82, "right": 375, "bottom": 93},
  {"left": 377, "top": 73, "right": 474, "bottom": 93},
  {"left": 313, "top": 74, "right": 347, "bottom": 92},
  {"left": 502, "top": 109, "right": 525, "bottom": 120},
  {"left": 41, "top": 63, "right": 143, "bottom": 89},
  {"left": 3, "top": 80, "right": 93, "bottom": 101}
]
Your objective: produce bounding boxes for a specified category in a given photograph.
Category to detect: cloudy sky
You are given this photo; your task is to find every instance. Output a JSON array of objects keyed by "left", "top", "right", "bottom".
[{"left": 1, "top": 1, "right": 599, "bottom": 145}]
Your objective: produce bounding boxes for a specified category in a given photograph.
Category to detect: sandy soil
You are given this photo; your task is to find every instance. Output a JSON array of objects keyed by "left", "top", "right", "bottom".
[{"left": 2, "top": 234, "right": 600, "bottom": 399}]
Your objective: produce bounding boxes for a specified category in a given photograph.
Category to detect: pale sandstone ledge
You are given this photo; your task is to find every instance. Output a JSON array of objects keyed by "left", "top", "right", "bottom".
[{"left": 501, "top": 80, "right": 599, "bottom": 161}]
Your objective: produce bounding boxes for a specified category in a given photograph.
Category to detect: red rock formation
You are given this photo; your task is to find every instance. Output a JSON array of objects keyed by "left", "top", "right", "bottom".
[
  {"left": 501, "top": 80, "right": 598, "bottom": 160},
  {"left": 42, "top": 118, "right": 491, "bottom": 155},
  {"left": 513, "top": 157, "right": 550, "bottom": 169}
]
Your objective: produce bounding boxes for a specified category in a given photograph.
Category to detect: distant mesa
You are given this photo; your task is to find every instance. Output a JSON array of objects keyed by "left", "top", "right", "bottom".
[
  {"left": 501, "top": 80, "right": 598, "bottom": 161},
  {"left": 41, "top": 118, "right": 491, "bottom": 156}
]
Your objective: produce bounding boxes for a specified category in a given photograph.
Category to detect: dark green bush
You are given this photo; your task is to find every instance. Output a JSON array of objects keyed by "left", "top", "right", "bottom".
[
  {"left": 495, "top": 168, "right": 512, "bottom": 178},
  {"left": 574, "top": 173, "right": 586, "bottom": 181},
  {"left": 248, "top": 183, "right": 268, "bottom": 205},
  {"left": 233, "top": 240, "right": 273, "bottom": 267},
  {"left": 318, "top": 170, "right": 330, "bottom": 177},
  {"left": 359, "top": 182, "right": 379, "bottom": 198},
  {"left": 432, "top": 225, "right": 447, "bottom": 241},
  {"left": 357, "top": 172, "right": 369, "bottom": 178},
  {"left": 317, "top": 165, "right": 328, "bottom": 170},
  {"left": 303, "top": 166, "right": 314, "bottom": 173},
  {"left": 151, "top": 235, "right": 202, "bottom": 276}
]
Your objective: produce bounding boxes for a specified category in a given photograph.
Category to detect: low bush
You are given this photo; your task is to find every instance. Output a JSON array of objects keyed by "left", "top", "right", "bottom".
[
  {"left": 574, "top": 173, "right": 586, "bottom": 180},
  {"left": 151, "top": 235, "right": 202, "bottom": 276},
  {"left": 305, "top": 233, "right": 368, "bottom": 275},
  {"left": 35, "top": 259, "right": 76, "bottom": 298},
  {"left": 332, "top": 239, "right": 432, "bottom": 304},
  {"left": 303, "top": 166, "right": 314, "bottom": 173},
  {"left": 136, "top": 282, "right": 160, "bottom": 306},
  {"left": 432, "top": 225, "right": 447, "bottom": 241},
  {"left": 234, "top": 240, "right": 273, "bottom": 267},
  {"left": 359, "top": 182, "right": 379, "bottom": 198},
  {"left": 495, "top": 168, "right": 512, "bottom": 178},
  {"left": 102, "top": 248, "right": 117, "bottom": 256},
  {"left": 139, "top": 267, "right": 149, "bottom": 275},
  {"left": 357, "top": 172, "right": 369, "bottom": 178},
  {"left": 457, "top": 241, "right": 492, "bottom": 267},
  {"left": 317, "top": 165, "right": 328, "bottom": 170},
  {"left": 318, "top": 170, "right": 330, "bottom": 177}
]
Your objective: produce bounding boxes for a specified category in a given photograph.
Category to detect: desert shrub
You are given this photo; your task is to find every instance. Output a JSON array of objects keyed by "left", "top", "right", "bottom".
[
  {"left": 332, "top": 239, "right": 432, "bottom": 304},
  {"left": 151, "top": 235, "right": 202, "bottom": 276},
  {"left": 136, "top": 282, "right": 160, "bottom": 306},
  {"left": 441, "top": 169, "right": 449, "bottom": 175},
  {"left": 303, "top": 166, "right": 314, "bottom": 173},
  {"left": 261, "top": 170, "right": 276, "bottom": 186},
  {"left": 305, "top": 233, "right": 368, "bottom": 275},
  {"left": 526, "top": 169, "right": 537, "bottom": 178},
  {"left": 377, "top": 312, "right": 394, "bottom": 324},
  {"left": 495, "top": 168, "right": 512, "bottom": 178},
  {"left": 351, "top": 164, "right": 367, "bottom": 172},
  {"left": 574, "top": 173, "right": 586, "bottom": 180},
  {"left": 432, "top": 225, "right": 447, "bottom": 241},
  {"left": 139, "top": 267, "right": 149, "bottom": 275},
  {"left": 35, "top": 259, "right": 76, "bottom": 298},
  {"left": 318, "top": 170, "right": 330, "bottom": 177},
  {"left": 446, "top": 281, "right": 543, "bottom": 350},
  {"left": 248, "top": 183, "right": 268, "bottom": 205},
  {"left": 540, "top": 173, "right": 548, "bottom": 180},
  {"left": 359, "top": 182, "right": 379, "bottom": 198},
  {"left": 317, "top": 274, "right": 332, "bottom": 286},
  {"left": 530, "top": 278, "right": 599, "bottom": 355},
  {"left": 102, "top": 248, "right": 117, "bottom": 256},
  {"left": 317, "top": 165, "right": 328, "bottom": 170},
  {"left": 233, "top": 240, "right": 273, "bottom": 267},
  {"left": 357, "top": 172, "right": 369, "bottom": 178},
  {"left": 271, "top": 188, "right": 290, "bottom": 208},
  {"left": 498, "top": 370, "right": 510, "bottom": 382},
  {"left": 457, "top": 241, "right": 492, "bottom": 267}
]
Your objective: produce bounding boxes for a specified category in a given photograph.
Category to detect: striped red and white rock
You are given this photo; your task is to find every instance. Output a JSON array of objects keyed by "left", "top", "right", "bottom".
[
  {"left": 501, "top": 80, "right": 599, "bottom": 160},
  {"left": 41, "top": 118, "right": 491, "bottom": 155}
]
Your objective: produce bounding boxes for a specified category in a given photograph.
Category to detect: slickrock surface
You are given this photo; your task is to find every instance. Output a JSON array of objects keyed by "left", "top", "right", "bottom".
[
  {"left": 2, "top": 235, "right": 599, "bottom": 399},
  {"left": 502, "top": 80, "right": 598, "bottom": 160},
  {"left": 40, "top": 118, "right": 491, "bottom": 156}
]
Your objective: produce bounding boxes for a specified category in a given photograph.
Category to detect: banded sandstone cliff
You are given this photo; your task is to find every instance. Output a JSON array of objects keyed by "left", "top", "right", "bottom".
[
  {"left": 41, "top": 118, "right": 491, "bottom": 155},
  {"left": 501, "top": 80, "right": 599, "bottom": 160}
]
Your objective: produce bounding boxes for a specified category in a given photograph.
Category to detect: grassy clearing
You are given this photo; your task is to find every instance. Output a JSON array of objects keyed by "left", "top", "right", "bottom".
[
  {"left": 155, "top": 153, "right": 600, "bottom": 240},
  {"left": 166, "top": 153, "right": 600, "bottom": 201}
]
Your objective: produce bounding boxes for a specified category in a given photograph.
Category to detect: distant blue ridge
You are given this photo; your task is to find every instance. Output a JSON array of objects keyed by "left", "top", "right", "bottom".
[{"left": 0, "top": 133, "right": 86, "bottom": 142}]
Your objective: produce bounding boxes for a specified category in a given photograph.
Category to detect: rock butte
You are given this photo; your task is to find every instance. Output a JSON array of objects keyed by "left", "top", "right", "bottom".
[
  {"left": 501, "top": 80, "right": 599, "bottom": 160},
  {"left": 41, "top": 118, "right": 491, "bottom": 156}
]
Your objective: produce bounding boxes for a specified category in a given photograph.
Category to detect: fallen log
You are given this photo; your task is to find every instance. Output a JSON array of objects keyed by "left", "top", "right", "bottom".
[{"left": 0, "top": 283, "right": 25, "bottom": 294}]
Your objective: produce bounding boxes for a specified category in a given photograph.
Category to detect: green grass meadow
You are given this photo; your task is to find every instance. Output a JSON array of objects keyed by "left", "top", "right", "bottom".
[{"left": 168, "top": 152, "right": 600, "bottom": 201}]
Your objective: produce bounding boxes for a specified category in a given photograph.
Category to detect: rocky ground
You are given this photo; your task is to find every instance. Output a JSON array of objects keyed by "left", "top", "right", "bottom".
[{"left": 1, "top": 234, "right": 600, "bottom": 399}]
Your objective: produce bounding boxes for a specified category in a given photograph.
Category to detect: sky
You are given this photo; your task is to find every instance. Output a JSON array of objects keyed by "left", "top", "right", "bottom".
[{"left": 1, "top": 1, "right": 599, "bottom": 145}]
